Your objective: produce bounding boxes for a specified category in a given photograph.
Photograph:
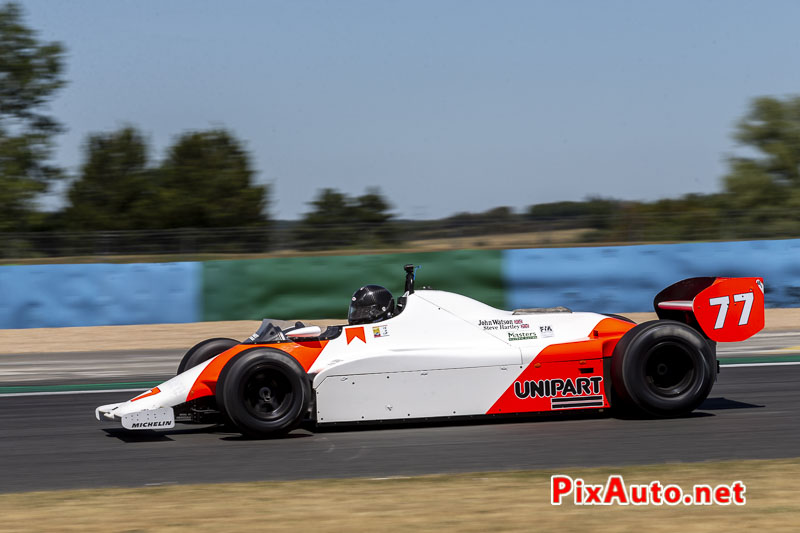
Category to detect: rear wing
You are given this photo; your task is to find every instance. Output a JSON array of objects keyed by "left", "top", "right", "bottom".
[{"left": 654, "top": 277, "right": 765, "bottom": 342}]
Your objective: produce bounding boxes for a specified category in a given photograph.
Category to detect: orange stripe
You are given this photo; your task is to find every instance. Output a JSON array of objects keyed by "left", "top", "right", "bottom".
[
  {"left": 346, "top": 327, "right": 366, "bottom": 344},
  {"left": 185, "top": 341, "right": 328, "bottom": 402},
  {"left": 591, "top": 317, "right": 636, "bottom": 339},
  {"left": 131, "top": 387, "right": 161, "bottom": 402},
  {"left": 486, "top": 317, "right": 634, "bottom": 414},
  {"left": 532, "top": 317, "right": 634, "bottom": 364}
]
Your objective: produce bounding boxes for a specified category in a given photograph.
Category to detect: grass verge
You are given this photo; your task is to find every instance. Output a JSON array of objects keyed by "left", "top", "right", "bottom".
[{"left": 1, "top": 458, "right": 798, "bottom": 532}]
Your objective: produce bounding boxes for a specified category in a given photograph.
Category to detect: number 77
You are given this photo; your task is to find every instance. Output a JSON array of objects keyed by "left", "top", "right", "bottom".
[{"left": 708, "top": 293, "right": 754, "bottom": 329}]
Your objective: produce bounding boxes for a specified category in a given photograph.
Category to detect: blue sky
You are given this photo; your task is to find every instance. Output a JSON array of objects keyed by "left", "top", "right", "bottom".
[{"left": 21, "top": 0, "right": 800, "bottom": 219}]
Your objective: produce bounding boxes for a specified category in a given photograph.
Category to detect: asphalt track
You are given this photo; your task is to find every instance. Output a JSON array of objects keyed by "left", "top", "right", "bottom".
[
  {"left": 1, "top": 359, "right": 799, "bottom": 493},
  {"left": 3, "top": 331, "right": 800, "bottom": 390}
]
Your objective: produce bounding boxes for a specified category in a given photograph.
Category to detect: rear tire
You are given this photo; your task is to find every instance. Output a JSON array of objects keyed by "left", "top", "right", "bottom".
[
  {"left": 611, "top": 320, "right": 715, "bottom": 417},
  {"left": 216, "top": 348, "right": 310, "bottom": 438},
  {"left": 177, "top": 338, "right": 238, "bottom": 374}
]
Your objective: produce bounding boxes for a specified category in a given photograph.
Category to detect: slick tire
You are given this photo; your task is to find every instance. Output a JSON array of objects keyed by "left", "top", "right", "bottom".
[
  {"left": 177, "top": 338, "right": 239, "bottom": 374},
  {"left": 216, "top": 348, "right": 310, "bottom": 438},
  {"left": 611, "top": 320, "right": 715, "bottom": 417}
]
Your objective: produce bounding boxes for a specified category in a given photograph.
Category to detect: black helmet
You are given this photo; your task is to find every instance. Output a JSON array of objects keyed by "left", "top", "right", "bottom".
[{"left": 348, "top": 285, "right": 395, "bottom": 325}]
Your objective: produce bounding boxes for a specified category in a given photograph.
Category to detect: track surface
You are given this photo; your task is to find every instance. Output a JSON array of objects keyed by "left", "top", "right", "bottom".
[
  {"left": 1, "top": 363, "right": 798, "bottom": 493},
  {"left": 3, "top": 331, "right": 800, "bottom": 388}
]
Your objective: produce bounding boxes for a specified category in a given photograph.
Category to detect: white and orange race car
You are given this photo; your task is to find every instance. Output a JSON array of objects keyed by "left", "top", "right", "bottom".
[{"left": 96, "top": 265, "right": 765, "bottom": 437}]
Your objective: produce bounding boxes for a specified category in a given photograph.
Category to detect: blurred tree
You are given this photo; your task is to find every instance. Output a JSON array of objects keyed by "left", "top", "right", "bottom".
[
  {"left": 727, "top": 96, "right": 800, "bottom": 188},
  {"left": 721, "top": 96, "right": 800, "bottom": 237},
  {"left": 295, "top": 187, "right": 396, "bottom": 249},
  {"left": 430, "top": 206, "right": 522, "bottom": 238},
  {"left": 527, "top": 197, "right": 620, "bottom": 229},
  {"left": 156, "top": 129, "right": 269, "bottom": 228},
  {"left": 294, "top": 188, "right": 352, "bottom": 248},
  {"left": 63, "top": 126, "right": 155, "bottom": 230},
  {"left": 353, "top": 188, "right": 397, "bottom": 244},
  {"left": 354, "top": 189, "right": 392, "bottom": 226},
  {"left": 0, "top": 2, "right": 66, "bottom": 231}
]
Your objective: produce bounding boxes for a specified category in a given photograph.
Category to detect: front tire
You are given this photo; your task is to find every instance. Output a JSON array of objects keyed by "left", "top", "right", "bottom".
[
  {"left": 216, "top": 348, "right": 310, "bottom": 438},
  {"left": 177, "top": 338, "right": 239, "bottom": 374},
  {"left": 611, "top": 320, "right": 715, "bottom": 417}
]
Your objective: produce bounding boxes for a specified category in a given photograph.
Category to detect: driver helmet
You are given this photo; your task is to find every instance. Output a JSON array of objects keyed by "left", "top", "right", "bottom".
[{"left": 348, "top": 285, "right": 395, "bottom": 325}]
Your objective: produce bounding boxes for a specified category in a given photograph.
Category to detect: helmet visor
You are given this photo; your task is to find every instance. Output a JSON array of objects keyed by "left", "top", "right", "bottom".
[{"left": 348, "top": 303, "right": 375, "bottom": 325}]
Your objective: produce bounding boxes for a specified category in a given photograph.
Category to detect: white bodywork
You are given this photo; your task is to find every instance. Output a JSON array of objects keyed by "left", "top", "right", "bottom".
[
  {"left": 310, "top": 291, "right": 605, "bottom": 423},
  {"left": 95, "top": 358, "right": 214, "bottom": 422},
  {"left": 97, "top": 290, "right": 609, "bottom": 428}
]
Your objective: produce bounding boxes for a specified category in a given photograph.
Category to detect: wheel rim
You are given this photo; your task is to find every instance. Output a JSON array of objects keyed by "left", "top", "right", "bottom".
[
  {"left": 241, "top": 365, "right": 294, "bottom": 421},
  {"left": 643, "top": 341, "right": 696, "bottom": 397}
]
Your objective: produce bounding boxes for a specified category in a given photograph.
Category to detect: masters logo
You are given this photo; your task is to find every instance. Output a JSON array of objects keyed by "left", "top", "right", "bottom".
[{"left": 508, "top": 331, "right": 537, "bottom": 341}]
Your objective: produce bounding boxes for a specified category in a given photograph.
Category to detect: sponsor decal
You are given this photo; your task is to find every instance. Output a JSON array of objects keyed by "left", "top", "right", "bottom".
[
  {"left": 539, "top": 325, "right": 554, "bottom": 338},
  {"left": 346, "top": 327, "right": 366, "bottom": 345},
  {"left": 514, "top": 376, "right": 603, "bottom": 401},
  {"left": 130, "top": 421, "right": 172, "bottom": 429},
  {"left": 507, "top": 331, "right": 538, "bottom": 342},
  {"left": 479, "top": 318, "right": 530, "bottom": 331},
  {"left": 372, "top": 325, "right": 389, "bottom": 338}
]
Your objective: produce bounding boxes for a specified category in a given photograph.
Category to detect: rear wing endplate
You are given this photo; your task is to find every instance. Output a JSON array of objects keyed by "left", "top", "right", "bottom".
[{"left": 654, "top": 277, "right": 765, "bottom": 342}]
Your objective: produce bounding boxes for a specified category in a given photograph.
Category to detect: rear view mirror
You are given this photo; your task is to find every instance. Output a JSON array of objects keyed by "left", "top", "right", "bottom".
[{"left": 286, "top": 326, "right": 322, "bottom": 339}]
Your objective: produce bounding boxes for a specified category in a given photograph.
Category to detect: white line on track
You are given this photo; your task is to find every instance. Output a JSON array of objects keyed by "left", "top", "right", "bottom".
[
  {"left": 722, "top": 361, "right": 800, "bottom": 368},
  {"left": 749, "top": 331, "right": 800, "bottom": 338},
  {"left": 1, "top": 361, "right": 800, "bottom": 399},
  {"left": 0, "top": 388, "right": 146, "bottom": 398}
]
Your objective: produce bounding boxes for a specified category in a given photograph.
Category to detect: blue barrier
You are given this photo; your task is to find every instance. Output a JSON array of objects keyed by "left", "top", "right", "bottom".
[
  {"left": 0, "top": 262, "right": 200, "bottom": 328},
  {"left": 503, "top": 239, "right": 800, "bottom": 312},
  {"left": 1, "top": 239, "right": 797, "bottom": 329}
]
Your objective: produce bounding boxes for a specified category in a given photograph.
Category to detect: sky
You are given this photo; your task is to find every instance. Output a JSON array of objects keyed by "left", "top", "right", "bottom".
[{"left": 20, "top": 0, "right": 800, "bottom": 220}]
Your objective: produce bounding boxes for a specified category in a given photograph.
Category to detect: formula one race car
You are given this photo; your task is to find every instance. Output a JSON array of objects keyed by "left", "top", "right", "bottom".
[{"left": 96, "top": 265, "right": 765, "bottom": 437}]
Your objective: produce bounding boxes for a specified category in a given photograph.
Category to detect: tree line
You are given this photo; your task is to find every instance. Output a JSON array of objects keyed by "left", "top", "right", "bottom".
[
  {"left": 403, "top": 94, "right": 800, "bottom": 246},
  {"left": 2, "top": 1, "right": 800, "bottom": 257},
  {"left": 0, "top": 3, "right": 269, "bottom": 235},
  {"left": 527, "top": 95, "right": 800, "bottom": 243}
]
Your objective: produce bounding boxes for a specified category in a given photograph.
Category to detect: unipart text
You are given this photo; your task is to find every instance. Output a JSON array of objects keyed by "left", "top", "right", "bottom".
[{"left": 514, "top": 376, "right": 603, "bottom": 399}]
